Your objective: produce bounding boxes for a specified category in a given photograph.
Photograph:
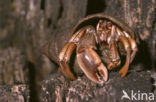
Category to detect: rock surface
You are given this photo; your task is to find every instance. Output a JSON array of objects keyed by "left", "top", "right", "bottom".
[
  {"left": 0, "top": 84, "right": 29, "bottom": 102},
  {"left": 41, "top": 70, "right": 153, "bottom": 102},
  {"left": 0, "top": 70, "right": 155, "bottom": 102}
]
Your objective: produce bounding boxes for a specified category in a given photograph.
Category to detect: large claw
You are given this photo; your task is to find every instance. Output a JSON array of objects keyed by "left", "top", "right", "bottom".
[{"left": 77, "top": 46, "right": 108, "bottom": 84}]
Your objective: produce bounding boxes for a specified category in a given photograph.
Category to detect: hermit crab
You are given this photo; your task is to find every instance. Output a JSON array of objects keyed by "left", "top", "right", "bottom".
[{"left": 45, "top": 13, "right": 138, "bottom": 84}]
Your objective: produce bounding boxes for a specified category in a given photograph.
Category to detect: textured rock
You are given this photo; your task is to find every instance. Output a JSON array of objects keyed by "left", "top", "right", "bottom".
[
  {"left": 0, "top": 47, "right": 27, "bottom": 85},
  {"left": 0, "top": 70, "right": 154, "bottom": 102},
  {"left": 0, "top": 84, "right": 29, "bottom": 102},
  {"left": 41, "top": 70, "right": 153, "bottom": 102}
]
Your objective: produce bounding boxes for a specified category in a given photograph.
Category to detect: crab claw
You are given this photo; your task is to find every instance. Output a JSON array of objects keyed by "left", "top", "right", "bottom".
[{"left": 77, "top": 46, "right": 108, "bottom": 84}]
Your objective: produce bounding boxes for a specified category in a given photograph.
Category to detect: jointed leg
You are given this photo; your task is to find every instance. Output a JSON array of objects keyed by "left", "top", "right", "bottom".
[
  {"left": 58, "top": 27, "right": 87, "bottom": 80},
  {"left": 106, "top": 25, "right": 121, "bottom": 70},
  {"left": 59, "top": 43, "right": 77, "bottom": 80},
  {"left": 118, "top": 36, "right": 131, "bottom": 77},
  {"left": 123, "top": 31, "right": 138, "bottom": 62},
  {"left": 107, "top": 42, "right": 121, "bottom": 70},
  {"left": 116, "top": 28, "right": 138, "bottom": 77}
]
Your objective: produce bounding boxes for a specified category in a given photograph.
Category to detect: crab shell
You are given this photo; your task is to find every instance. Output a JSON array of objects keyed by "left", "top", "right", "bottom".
[{"left": 72, "top": 14, "right": 139, "bottom": 42}]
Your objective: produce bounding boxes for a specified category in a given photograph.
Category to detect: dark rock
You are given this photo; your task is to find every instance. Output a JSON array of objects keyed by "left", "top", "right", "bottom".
[
  {"left": 0, "top": 84, "right": 29, "bottom": 102},
  {"left": 0, "top": 70, "right": 154, "bottom": 102},
  {"left": 41, "top": 70, "right": 153, "bottom": 102}
]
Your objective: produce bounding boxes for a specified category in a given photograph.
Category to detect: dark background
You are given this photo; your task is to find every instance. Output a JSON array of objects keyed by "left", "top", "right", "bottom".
[{"left": 0, "top": 0, "right": 155, "bottom": 102}]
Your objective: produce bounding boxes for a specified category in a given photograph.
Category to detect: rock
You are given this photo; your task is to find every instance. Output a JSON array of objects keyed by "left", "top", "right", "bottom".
[
  {"left": 0, "top": 70, "right": 154, "bottom": 102},
  {"left": 41, "top": 70, "right": 153, "bottom": 102},
  {"left": 0, "top": 84, "right": 29, "bottom": 102},
  {"left": 0, "top": 47, "right": 27, "bottom": 85}
]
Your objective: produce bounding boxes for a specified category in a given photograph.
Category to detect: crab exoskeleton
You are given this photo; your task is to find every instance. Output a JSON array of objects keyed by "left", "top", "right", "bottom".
[{"left": 58, "top": 14, "right": 138, "bottom": 84}]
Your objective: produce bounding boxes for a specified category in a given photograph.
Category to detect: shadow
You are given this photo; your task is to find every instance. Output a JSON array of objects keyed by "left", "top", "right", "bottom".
[
  {"left": 27, "top": 61, "right": 40, "bottom": 102},
  {"left": 133, "top": 40, "right": 152, "bottom": 70},
  {"left": 86, "top": 0, "right": 105, "bottom": 15}
]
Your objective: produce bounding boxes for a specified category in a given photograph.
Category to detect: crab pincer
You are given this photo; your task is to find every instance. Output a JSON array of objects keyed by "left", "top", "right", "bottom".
[
  {"left": 77, "top": 47, "right": 108, "bottom": 83},
  {"left": 76, "top": 27, "right": 108, "bottom": 83}
]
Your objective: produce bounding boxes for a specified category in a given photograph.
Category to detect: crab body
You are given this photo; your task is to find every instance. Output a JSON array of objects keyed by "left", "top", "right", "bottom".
[{"left": 56, "top": 14, "right": 138, "bottom": 84}]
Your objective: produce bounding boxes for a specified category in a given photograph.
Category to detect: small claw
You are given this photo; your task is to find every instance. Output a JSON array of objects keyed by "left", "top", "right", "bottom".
[{"left": 77, "top": 47, "right": 108, "bottom": 84}]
